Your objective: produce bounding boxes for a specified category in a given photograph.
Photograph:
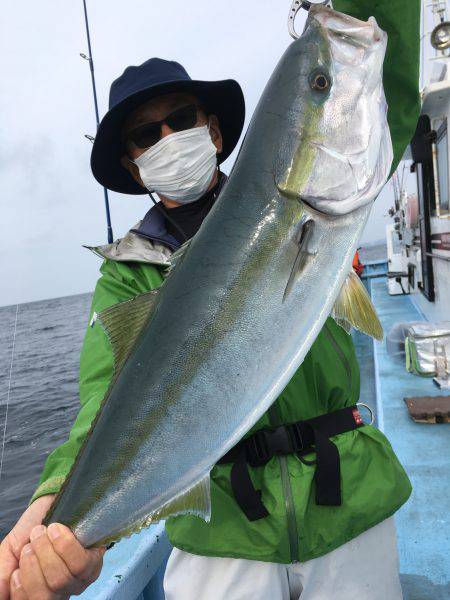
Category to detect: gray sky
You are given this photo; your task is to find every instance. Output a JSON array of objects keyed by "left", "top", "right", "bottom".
[{"left": 1, "top": 0, "right": 396, "bottom": 307}]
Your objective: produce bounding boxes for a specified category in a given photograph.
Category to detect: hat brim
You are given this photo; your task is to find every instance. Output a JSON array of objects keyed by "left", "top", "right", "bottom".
[{"left": 90, "top": 79, "right": 245, "bottom": 195}]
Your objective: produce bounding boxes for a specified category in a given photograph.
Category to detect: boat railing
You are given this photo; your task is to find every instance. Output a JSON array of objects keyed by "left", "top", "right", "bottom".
[
  {"left": 361, "top": 259, "right": 388, "bottom": 281},
  {"left": 76, "top": 522, "right": 171, "bottom": 600}
]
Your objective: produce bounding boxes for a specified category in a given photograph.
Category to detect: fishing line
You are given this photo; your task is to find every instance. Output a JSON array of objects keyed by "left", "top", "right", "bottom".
[
  {"left": 0, "top": 304, "right": 19, "bottom": 483},
  {"left": 148, "top": 191, "right": 189, "bottom": 243}
]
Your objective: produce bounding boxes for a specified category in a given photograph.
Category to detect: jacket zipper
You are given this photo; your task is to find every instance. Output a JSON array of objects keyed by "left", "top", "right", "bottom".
[
  {"left": 266, "top": 324, "right": 352, "bottom": 564},
  {"left": 268, "top": 404, "right": 299, "bottom": 563},
  {"left": 324, "top": 323, "right": 353, "bottom": 396}
]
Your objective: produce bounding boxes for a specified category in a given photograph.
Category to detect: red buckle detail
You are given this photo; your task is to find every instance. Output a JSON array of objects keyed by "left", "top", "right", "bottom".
[{"left": 352, "top": 408, "right": 364, "bottom": 426}]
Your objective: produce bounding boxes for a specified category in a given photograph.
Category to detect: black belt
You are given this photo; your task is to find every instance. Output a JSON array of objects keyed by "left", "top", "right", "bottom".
[{"left": 218, "top": 405, "right": 365, "bottom": 521}]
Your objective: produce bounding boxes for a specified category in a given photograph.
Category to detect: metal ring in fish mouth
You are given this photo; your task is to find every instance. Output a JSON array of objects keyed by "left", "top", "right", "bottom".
[
  {"left": 288, "top": 0, "right": 330, "bottom": 39},
  {"left": 356, "top": 402, "right": 375, "bottom": 426}
]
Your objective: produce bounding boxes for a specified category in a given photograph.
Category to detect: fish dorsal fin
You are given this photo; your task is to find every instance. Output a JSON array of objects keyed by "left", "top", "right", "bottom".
[
  {"left": 94, "top": 472, "right": 211, "bottom": 547},
  {"left": 332, "top": 270, "right": 383, "bottom": 340},
  {"left": 98, "top": 290, "right": 160, "bottom": 374},
  {"left": 164, "top": 239, "right": 192, "bottom": 279}
]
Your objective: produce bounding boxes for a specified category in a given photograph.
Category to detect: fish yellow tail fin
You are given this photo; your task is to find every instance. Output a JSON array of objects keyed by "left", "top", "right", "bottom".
[{"left": 332, "top": 270, "right": 383, "bottom": 340}]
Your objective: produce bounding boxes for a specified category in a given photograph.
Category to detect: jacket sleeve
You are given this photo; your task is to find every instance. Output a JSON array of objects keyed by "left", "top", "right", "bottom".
[
  {"left": 30, "top": 259, "right": 164, "bottom": 503},
  {"left": 334, "top": 0, "right": 421, "bottom": 173}
]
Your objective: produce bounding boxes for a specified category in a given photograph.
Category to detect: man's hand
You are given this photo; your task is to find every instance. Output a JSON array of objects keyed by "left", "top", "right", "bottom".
[{"left": 0, "top": 495, "right": 105, "bottom": 599}]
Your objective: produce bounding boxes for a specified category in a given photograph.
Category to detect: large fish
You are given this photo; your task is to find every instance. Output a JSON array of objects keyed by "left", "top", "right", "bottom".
[{"left": 44, "top": 5, "right": 392, "bottom": 547}]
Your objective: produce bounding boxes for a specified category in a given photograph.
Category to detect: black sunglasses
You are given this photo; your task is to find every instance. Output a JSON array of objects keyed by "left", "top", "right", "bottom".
[{"left": 125, "top": 104, "right": 201, "bottom": 150}]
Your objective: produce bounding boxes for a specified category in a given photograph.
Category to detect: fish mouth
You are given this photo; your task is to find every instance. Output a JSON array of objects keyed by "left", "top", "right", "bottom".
[{"left": 309, "top": 5, "right": 384, "bottom": 48}]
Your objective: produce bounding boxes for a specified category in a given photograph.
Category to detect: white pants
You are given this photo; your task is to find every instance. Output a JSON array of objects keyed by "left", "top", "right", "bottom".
[{"left": 163, "top": 517, "right": 403, "bottom": 600}]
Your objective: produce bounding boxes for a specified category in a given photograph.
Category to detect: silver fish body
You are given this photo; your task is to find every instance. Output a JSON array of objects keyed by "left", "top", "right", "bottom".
[{"left": 46, "top": 6, "right": 392, "bottom": 547}]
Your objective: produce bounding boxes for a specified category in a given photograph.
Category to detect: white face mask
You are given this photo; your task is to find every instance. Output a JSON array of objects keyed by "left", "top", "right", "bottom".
[{"left": 132, "top": 124, "right": 218, "bottom": 204}]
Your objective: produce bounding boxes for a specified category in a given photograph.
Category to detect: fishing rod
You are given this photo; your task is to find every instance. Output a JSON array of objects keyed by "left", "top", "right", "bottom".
[{"left": 80, "top": 0, "right": 114, "bottom": 244}]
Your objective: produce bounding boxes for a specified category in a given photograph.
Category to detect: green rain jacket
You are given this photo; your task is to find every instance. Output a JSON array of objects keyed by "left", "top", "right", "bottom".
[{"left": 32, "top": 0, "right": 420, "bottom": 564}]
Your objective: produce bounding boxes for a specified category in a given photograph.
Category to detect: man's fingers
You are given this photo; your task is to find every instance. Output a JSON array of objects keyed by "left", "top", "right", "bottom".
[
  {"left": 0, "top": 495, "right": 57, "bottom": 600},
  {"left": 29, "top": 526, "right": 82, "bottom": 596},
  {"left": 18, "top": 545, "right": 58, "bottom": 600},
  {"left": 0, "top": 580, "right": 10, "bottom": 600},
  {"left": 8, "top": 496, "right": 55, "bottom": 558},
  {"left": 13, "top": 524, "right": 105, "bottom": 600},
  {"left": 0, "top": 496, "right": 57, "bottom": 600},
  {"left": 46, "top": 524, "right": 104, "bottom": 585},
  {"left": 9, "top": 570, "right": 27, "bottom": 600},
  {"left": 0, "top": 535, "right": 21, "bottom": 600}
]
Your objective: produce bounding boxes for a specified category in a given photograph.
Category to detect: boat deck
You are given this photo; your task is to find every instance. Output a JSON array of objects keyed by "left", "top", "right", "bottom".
[
  {"left": 77, "top": 272, "right": 450, "bottom": 599},
  {"left": 369, "top": 278, "right": 450, "bottom": 600}
]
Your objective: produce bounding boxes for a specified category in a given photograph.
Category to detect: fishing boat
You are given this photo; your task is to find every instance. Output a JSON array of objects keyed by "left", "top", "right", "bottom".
[
  {"left": 1, "top": 1, "right": 448, "bottom": 598},
  {"left": 72, "top": 2, "right": 450, "bottom": 598},
  {"left": 386, "top": 1, "right": 450, "bottom": 328},
  {"left": 71, "top": 273, "right": 450, "bottom": 600}
]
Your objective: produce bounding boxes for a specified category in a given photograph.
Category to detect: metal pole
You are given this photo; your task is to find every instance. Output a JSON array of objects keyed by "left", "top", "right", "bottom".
[{"left": 81, "top": 0, "right": 114, "bottom": 243}]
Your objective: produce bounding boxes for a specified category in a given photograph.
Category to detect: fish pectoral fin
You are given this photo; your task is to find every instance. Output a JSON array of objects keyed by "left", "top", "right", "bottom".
[
  {"left": 332, "top": 270, "right": 383, "bottom": 340},
  {"left": 283, "top": 218, "right": 316, "bottom": 302},
  {"left": 98, "top": 289, "right": 160, "bottom": 374}
]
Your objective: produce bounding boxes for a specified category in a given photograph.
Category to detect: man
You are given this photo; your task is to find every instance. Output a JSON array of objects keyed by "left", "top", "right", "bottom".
[{"left": 0, "top": 2, "right": 420, "bottom": 598}]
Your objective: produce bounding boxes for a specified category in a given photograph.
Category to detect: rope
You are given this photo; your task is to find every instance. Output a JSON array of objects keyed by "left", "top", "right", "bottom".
[{"left": 0, "top": 304, "right": 19, "bottom": 483}]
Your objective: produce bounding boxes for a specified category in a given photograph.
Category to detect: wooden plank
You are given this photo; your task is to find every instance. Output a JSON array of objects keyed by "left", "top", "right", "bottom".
[{"left": 404, "top": 395, "right": 450, "bottom": 423}]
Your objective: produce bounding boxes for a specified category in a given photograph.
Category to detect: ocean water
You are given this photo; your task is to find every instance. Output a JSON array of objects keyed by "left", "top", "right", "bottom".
[{"left": 0, "top": 293, "right": 93, "bottom": 539}]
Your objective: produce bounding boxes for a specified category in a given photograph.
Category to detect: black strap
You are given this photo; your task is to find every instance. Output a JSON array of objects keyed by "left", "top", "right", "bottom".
[
  {"left": 309, "top": 425, "right": 341, "bottom": 506},
  {"left": 304, "top": 406, "right": 362, "bottom": 506},
  {"left": 221, "top": 426, "right": 296, "bottom": 521},
  {"left": 230, "top": 450, "right": 269, "bottom": 521},
  {"left": 219, "top": 405, "right": 363, "bottom": 520}
]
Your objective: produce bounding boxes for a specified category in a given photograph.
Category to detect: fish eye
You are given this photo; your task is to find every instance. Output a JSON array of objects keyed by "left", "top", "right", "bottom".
[{"left": 310, "top": 72, "right": 330, "bottom": 92}]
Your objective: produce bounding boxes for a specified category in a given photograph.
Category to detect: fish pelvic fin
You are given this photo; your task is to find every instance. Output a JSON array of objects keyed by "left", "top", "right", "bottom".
[
  {"left": 332, "top": 270, "right": 383, "bottom": 340},
  {"left": 283, "top": 217, "right": 316, "bottom": 302},
  {"left": 98, "top": 290, "right": 160, "bottom": 374},
  {"left": 91, "top": 473, "right": 211, "bottom": 548}
]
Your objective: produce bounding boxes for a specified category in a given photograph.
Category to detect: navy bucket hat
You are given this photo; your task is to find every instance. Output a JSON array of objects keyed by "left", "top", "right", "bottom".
[{"left": 91, "top": 58, "right": 245, "bottom": 195}]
